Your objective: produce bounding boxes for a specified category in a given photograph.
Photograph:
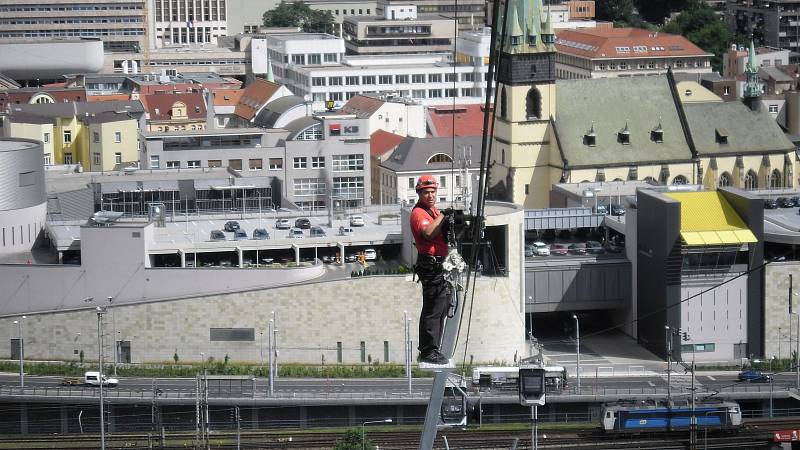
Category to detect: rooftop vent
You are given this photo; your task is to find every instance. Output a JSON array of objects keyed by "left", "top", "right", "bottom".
[
  {"left": 618, "top": 120, "right": 630, "bottom": 145},
  {"left": 583, "top": 122, "right": 596, "bottom": 147}
]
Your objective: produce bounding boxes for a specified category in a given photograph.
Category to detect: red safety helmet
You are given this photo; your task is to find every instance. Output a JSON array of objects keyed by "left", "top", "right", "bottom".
[{"left": 415, "top": 174, "right": 439, "bottom": 192}]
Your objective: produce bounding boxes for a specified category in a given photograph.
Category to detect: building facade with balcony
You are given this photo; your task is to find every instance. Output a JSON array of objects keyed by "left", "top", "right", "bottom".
[
  {"left": 726, "top": 0, "right": 800, "bottom": 51},
  {"left": 341, "top": 5, "right": 456, "bottom": 55}
]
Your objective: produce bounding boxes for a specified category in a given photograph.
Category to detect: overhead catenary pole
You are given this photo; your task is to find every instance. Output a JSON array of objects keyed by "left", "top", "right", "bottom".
[
  {"left": 97, "top": 307, "right": 107, "bottom": 450},
  {"left": 665, "top": 325, "right": 671, "bottom": 405}
]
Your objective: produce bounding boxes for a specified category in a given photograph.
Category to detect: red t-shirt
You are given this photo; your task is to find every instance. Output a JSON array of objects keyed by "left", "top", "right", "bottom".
[{"left": 410, "top": 204, "right": 448, "bottom": 257}]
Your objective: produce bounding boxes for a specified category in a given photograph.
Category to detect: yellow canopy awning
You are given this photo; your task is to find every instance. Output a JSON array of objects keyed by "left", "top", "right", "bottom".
[{"left": 666, "top": 191, "right": 758, "bottom": 247}]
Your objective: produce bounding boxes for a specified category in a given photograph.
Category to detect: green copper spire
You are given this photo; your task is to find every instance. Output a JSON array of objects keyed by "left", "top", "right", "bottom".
[
  {"left": 541, "top": 0, "right": 555, "bottom": 48},
  {"left": 504, "top": 0, "right": 524, "bottom": 52},
  {"left": 266, "top": 49, "right": 275, "bottom": 83},
  {"left": 526, "top": 0, "right": 540, "bottom": 45},
  {"left": 743, "top": 39, "right": 761, "bottom": 99}
]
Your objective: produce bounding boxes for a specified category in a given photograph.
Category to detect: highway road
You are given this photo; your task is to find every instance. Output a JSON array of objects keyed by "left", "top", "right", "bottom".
[{"left": 0, "top": 371, "right": 795, "bottom": 397}]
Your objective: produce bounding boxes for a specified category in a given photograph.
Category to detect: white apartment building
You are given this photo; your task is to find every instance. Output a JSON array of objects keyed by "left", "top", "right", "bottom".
[
  {"left": 150, "top": 0, "right": 228, "bottom": 48},
  {"left": 0, "top": 0, "right": 147, "bottom": 53},
  {"left": 251, "top": 29, "right": 491, "bottom": 111}
]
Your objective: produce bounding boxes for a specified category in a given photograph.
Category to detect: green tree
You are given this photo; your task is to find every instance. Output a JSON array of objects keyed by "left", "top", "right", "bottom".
[
  {"left": 332, "top": 428, "right": 375, "bottom": 450},
  {"left": 661, "top": 3, "right": 742, "bottom": 72},
  {"left": 262, "top": 1, "right": 334, "bottom": 33},
  {"left": 595, "top": 0, "right": 634, "bottom": 23},
  {"left": 636, "top": 0, "right": 692, "bottom": 24}
]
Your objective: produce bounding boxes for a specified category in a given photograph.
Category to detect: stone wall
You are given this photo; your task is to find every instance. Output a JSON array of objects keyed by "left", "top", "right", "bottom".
[
  {"left": 764, "top": 262, "right": 800, "bottom": 361},
  {"left": 1, "top": 274, "right": 525, "bottom": 365}
]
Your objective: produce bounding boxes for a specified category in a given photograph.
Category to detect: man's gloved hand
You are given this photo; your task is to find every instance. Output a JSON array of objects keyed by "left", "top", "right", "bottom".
[{"left": 443, "top": 208, "right": 455, "bottom": 217}]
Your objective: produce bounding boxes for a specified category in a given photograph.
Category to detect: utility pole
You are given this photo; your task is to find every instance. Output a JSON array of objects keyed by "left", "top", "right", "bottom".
[
  {"left": 272, "top": 311, "right": 279, "bottom": 378},
  {"left": 683, "top": 331, "right": 696, "bottom": 450},
  {"left": 268, "top": 319, "right": 274, "bottom": 396},
  {"left": 791, "top": 274, "right": 799, "bottom": 389},
  {"left": 404, "top": 311, "right": 412, "bottom": 394},
  {"left": 665, "top": 325, "right": 672, "bottom": 405},
  {"left": 195, "top": 374, "right": 200, "bottom": 448},
  {"left": 96, "top": 306, "right": 107, "bottom": 450},
  {"left": 235, "top": 406, "right": 241, "bottom": 450},
  {"left": 108, "top": 296, "right": 117, "bottom": 377}
]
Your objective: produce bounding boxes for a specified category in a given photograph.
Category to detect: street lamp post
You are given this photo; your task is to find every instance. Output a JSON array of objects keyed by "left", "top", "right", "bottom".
[
  {"left": 96, "top": 306, "right": 107, "bottom": 450},
  {"left": 573, "top": 314, "right": 580, "bottom": 394},
  {"left": 13, "top": 316, "right": 26, "bottom": 387},
  {"left": 361, "top": 419, "right": 392, "bottom": 450}
]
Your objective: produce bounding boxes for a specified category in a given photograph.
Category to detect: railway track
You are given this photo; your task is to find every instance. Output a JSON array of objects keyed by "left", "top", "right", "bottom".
[{"left": 0, "top": 426, "right": 784, "bottom": 450}]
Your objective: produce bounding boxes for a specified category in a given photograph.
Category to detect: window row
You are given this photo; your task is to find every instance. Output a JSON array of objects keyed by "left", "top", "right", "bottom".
[
  {"left": 311, "top": 88, "right": 477, "bottom": 102},
  {"left": 311, "top": 72, "right": 476, "bottom": 87},
  {"left": 150, "top": 158, "right": 274, "bottom": 170},
  {"left": 289, "top": 53, "right": 340, "bottom": 65}
]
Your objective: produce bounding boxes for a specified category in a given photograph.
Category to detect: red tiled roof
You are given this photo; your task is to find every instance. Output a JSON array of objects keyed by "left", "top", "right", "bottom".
[
  {"left": 427, "top": 104, "right": 493, "bottom": 137},
  {"left": 213, "top": 89, "right": 244, "bottom": 107},
  {"left": 555, "top": 28, "right": 710, "bottom": 59},
  {"left": 141, "top": 91, "right": 206, "bottom": 120},
  {"left": 340, "top": 95, "right": 385, "bottom": 119},
  {"left": 370, "top": 129, "right": 405, "bottom": 158},
  {"left": 234, "top": 78, "right": 281, "bottom": 120}
]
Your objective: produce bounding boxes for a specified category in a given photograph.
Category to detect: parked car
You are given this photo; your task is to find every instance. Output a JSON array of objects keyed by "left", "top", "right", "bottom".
[
  {"left": 295, "top": 218, "right": 311, "bottom": 229},
  {"left": 586, "top": 240, "right": 604, "bottom": 254},
  {"left": 310, "top": 226, "right": 326, "bottom": 237},
  {"left": 288, "top": 227, "right": 304, "bottom": 239},
  {"left": 738, "top": 369, "right": 772, "bottom": 383},
  {"left": 531, "top": 241, "right": 550, "bottom": 256},
  {"left": 364, "top": 248, "right": 377, "bottom": 260},
  {"left": 252, "top": 228, "right": 270, "bottom": 240},
  {"left": 550, "top": 243, "right": 568, "bottom": 256},
  {"left": 568, "top": 243, "right": 587, "bottom": 255},
  {"left": 344, "top": 254, "right": 358, "bottom": 263},
  {"left": 350, "top": 215, "right": 365, "bottom": 227},
  {"left": 209, "top": 230, "right": 226, "bottom": 241},
  {"left": 764, "top": 199, "right": 778, "bottom": 209},
  {"left": 224, "top": 221, "right": 240, "bottom": 232},
  {"left": 792, "top": 196, "right": 800, "bottom": 207},
  {"left": 595, "top": 204, "right": 608, "bottom": 215},
  {"left": 260, "top": 257, "right": 274, "bottom": 264},
  {"left": 610, "top": 204, "right": 626, "bottom": 216},
  {"left": 234, "top": 229, "right": 248, "bottom": 240},
  {"left": 777, "top": 197, "right": 795, "bottom": 208},
  {"left": 275, "top": 218, "right": 291, "bottom": 229},
  {"left": 524, "top": 245, "right": 535, "bottom": 258},
  {"left": 339, "top": 226, "right": 354, "bottom": 236},
  {"left": 321, "top": 255, "right": 335, "bottom": 264}
]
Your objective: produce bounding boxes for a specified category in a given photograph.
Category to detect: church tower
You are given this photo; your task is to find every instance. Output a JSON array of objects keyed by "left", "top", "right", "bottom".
[
  {"left": 743, "top": 39, "right": 762, "bottom": 112},
  {"left": 488, "top": 0, "right": 560, "bottom": 208}
]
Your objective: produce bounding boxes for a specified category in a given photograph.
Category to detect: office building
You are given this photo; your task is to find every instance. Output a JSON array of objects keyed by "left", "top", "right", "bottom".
[
  {"left": 341, "top": 5, "right": 456, "bottom": 55},
  {"left": 555, "top": 28, "right": 713, "bottom": 79}
]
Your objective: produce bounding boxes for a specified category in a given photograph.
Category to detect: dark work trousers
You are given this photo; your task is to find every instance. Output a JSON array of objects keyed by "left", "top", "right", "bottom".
[{"left": 416, "top": 256, "right": 450, "bottom": 356}]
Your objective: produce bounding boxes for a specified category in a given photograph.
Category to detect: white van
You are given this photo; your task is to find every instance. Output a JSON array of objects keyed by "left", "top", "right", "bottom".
[{"left": 84, "top": 371, "right": 119, "bottom": 387}]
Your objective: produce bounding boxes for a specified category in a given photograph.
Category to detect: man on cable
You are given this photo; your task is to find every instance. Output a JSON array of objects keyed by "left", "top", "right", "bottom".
[{"left": 410, "top": 175, "right": 453, "bottom": 365}]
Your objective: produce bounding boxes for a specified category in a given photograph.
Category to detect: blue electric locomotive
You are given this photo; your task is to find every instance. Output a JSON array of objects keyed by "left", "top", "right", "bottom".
[{"left": 601, "top": 400, "right": 742, "bottom": 433}]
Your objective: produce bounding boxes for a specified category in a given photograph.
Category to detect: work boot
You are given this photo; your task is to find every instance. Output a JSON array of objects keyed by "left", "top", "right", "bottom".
[{"left": 419, "top": 349, "right": 449, "bottom": 365}]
